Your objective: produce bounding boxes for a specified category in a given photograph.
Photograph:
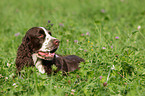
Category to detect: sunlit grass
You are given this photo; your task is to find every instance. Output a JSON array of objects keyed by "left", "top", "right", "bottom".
[{"left": 0, "top": 0, "right": 145, "bottom": 95}]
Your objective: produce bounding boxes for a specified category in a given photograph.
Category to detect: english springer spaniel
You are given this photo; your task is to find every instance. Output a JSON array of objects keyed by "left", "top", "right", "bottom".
[{"left": 16, "top": 27, "right": 84, "bottom": 75}]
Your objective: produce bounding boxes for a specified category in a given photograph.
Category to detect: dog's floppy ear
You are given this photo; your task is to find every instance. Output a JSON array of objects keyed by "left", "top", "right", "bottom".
[
  {"left": 16, "top": 31, "right": 34, "bottom": 73},
  {"left": 22, "top": 35, "right": 30, "bottom": 44},
  {"left": 22, "top": 33, "right": 35, "bottom": 53}
]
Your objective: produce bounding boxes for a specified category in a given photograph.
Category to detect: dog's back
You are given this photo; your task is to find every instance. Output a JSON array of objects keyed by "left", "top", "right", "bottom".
[{"left": 63, "top": 55, "right": 85, "bottom": 72}]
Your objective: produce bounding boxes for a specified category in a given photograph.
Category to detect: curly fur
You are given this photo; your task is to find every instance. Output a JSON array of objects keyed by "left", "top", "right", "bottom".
[
  {"left": 15, "top": 27, "right": 85, "bottom": 75},
  {"left": 16, "top": 32, "right": 34, "bottom": 72}
]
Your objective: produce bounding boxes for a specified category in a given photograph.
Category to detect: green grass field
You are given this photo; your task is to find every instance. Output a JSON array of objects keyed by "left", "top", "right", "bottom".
[{"left": 0, "top": 0, "right": 145, "bottom": 95}]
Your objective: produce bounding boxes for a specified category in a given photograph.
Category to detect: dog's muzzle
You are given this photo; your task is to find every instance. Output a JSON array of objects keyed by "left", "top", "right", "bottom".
[{"left": 37, "top": 39, "right": 60, "bottom": 60}]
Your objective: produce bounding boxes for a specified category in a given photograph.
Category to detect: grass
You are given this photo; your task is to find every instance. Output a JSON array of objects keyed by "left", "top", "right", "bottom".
[{"left": 0, "top": 0, "right": 145, "bottom": 95}]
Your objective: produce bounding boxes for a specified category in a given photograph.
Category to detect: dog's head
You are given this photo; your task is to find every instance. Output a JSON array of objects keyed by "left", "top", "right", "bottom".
[{"left": 23, "top": 27, "right": 59, "bottom": 60}]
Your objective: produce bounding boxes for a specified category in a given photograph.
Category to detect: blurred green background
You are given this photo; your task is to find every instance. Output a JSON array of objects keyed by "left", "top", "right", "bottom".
[{"left": 0, "top": 0, "right": 145, "bottom": 95}]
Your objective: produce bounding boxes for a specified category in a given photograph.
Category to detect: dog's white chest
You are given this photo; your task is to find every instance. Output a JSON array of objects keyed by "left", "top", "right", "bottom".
[{"left": 32, "top": 53, "right": 45, "bottom": 74}]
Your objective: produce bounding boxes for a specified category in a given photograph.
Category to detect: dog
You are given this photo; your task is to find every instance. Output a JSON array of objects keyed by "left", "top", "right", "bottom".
[{"left": 15, "top": 27, "right": 85, "bottom": 75}]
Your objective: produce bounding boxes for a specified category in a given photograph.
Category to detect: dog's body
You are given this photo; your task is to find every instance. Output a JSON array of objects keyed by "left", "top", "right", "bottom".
[{"left": 16, "top": 27, "right": 84, "bottom": 75}]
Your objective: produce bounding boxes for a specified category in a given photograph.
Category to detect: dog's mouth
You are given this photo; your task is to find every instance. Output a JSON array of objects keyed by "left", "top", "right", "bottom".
[{"left": 37, "top": 48, "right": 58, "bottom": 60}]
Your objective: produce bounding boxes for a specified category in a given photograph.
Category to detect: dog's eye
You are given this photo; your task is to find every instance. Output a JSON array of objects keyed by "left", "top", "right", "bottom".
[
  {"left": 48, "top": 31, "right": 52, "bottom": 36},
  {"left": 38, "top": 34, "right": 44, "bottom": 38},
  {"left": 49, "top": 32, "right": 52, "bottom": 36}
]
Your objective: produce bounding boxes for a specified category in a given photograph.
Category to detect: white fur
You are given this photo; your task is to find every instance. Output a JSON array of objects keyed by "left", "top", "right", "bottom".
[
  {"left": 32, "top": 53, "right": 45, "bottom": 73},
  {"left": 55, "top": 54, "right": 59, "bottom": 58},
  {"left": 39, "top": 27, "right": 56, "bottom": 52},
  {"left": 32, "top": 27, "right": 58, "bottom": 74},
  {"left": 32, "top": 53, "right": 38, "bottom": 64},
  {"left": 35, "top": 60, "right": 45, "bottom": 73}
]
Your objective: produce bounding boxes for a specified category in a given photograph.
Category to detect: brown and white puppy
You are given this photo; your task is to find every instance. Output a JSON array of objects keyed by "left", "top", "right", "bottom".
[{"left": 16, "top": 27, "right": 84, "bottom": 75}]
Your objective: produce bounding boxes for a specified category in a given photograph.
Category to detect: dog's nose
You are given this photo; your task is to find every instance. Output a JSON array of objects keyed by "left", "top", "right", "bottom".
[{"left": 53, "top": 39, "right": 60, "bottom": 46}]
